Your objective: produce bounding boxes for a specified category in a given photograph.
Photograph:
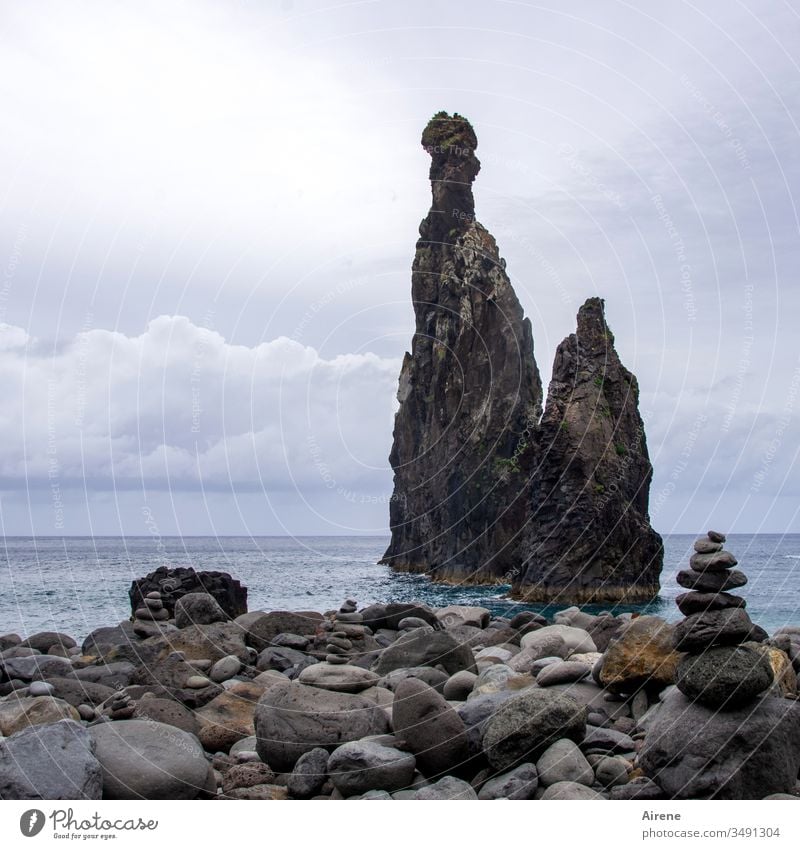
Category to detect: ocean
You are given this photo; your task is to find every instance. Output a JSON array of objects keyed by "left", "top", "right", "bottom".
[{"left": 1, "top": 534, "right": 799, "bottom": 643}]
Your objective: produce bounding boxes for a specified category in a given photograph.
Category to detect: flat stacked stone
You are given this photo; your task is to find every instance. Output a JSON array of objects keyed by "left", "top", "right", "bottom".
[
  {"left": 672, "top": 531, "right": 773, "bottom": 708},
  {"left": 326, "top": 600, "right": 366, "bottom": 665}
]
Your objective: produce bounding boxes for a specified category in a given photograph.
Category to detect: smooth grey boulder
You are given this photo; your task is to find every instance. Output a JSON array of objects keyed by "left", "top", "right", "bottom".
[
  {"left": 90, "top": 719, "right": 210, "bottom": 799},
  {"left": 328, "top": 741, "right": 415, "bottom": 796},
  {"left": 478, "top": 762, "right": 538, "bottom": 799},
  {"left": 371, "top": 629, "right": 476, "bottom": 676},
  {"left": 443, "top": 670, "right": 477, "bottom": 701},
  {"left": 392, "top": 678, "right": 471, "bottom": 776},
  {"left": 298, "top": 663, "right": 379, "bottom": 693},
  {"left": 537, "top": 738, "right": 594, "bottom": 786},
  {"left": 639, "top": 689, "right": 800, "bottom": 798},
  {"left": 0, "top": 719, "right": 102, "bottom": 800},
  {"left": 672, "top": 608, "right": 754, "bottom": 652},
  {"left": 580, "top": 726, "right": 635, "bottom": 754},
  {"left": 287, "top": 747, "right": 329, "bottom": 799},
  {"left": 254, "top": 680, "right": 390, "bottom": 771},
  {"left": 537, "top": 661, "right": 591, "bottom": 687},
  {"left": 413, "top": 776, "right": 478, "bottom": 800},
  {"left": 377, "top": 666, "right": 449, "bottom": 694},
  {"left": 482, "top": 689, "right": 587, "bottom": 771},
  {"left": 174, "top": 592, "right": 229, "bottom": 628},
  {"left": 1, "top": 655, "right": 72, "bottom": 681},
  {"left": 540, "top": 781, "right": 605, "bottom": 800}
]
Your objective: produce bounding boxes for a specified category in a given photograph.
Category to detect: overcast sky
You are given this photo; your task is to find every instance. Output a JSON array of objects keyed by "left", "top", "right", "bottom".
[{"left": 1, "top": 0, "right": 799, "bottom": 536}]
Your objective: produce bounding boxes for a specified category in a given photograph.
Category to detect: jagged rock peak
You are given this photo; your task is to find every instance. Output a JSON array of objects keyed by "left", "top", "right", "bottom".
[
  {"left": 420, "top": 112, "right": 481, "bottom": 241},
  {"left": 381, "top": 111, "right": 542, "bottom": 581},
  {"left": 513, "top": 296, "right": 663, "bottom": 603}
]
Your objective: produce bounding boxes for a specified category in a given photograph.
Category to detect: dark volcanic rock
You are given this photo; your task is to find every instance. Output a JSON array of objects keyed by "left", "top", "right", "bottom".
[
  {"left": 380, "top": 111, "right": 543, "bottom": 582},
  {"left": 675, "top": 591, "right": 745, "bottom": 615},
  {"left": 513, "top": 298, "right": 663, "bottom": 603},
  {"left": 675, "top": 645, "right": 773, "bottom": 708},
  {"left": 676, "top": 569, "right": 747, "bottom": 592},
  {"left": 640, "top": 688, "right": 800, "bottom": 798},
  {"left": 129, "top": 566, "right": 247, "bottom": 619},
  {"left": 673, "top": 608, "right": 755, "bottom": 652}
]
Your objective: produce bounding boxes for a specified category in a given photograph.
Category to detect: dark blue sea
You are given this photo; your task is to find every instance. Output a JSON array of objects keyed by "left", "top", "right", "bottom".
[{"left": 1, "top": 535, "right": 799, "bottom": 643}]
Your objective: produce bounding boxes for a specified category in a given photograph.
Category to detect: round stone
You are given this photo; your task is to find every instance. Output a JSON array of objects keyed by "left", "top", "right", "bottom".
[
  {"left": 28, "top": 681, "right": 55, "bottom": 697},
  {"left": 676, "top": 645, "right": 774, "bottom": 708},
  {"left": 536, "top": 738, "right": 594, "bottom": 787},
  {"left": 90, "top": 719, "right": 210, "bottom": 799},
  {"left": 184, "top": 675, "right": 211, "bottom": 689},
  {"left": 694, "top": 538, "right": 723, "bottom": 554},
  {"left": 675, "top": 591, "right": 746, "bottom": 616},
  {"left": 209, "top": 655, "right": 242, "bottom": 683},
  {"left": 327, "top": 741, "right": 415, "bottom": 796},
  {"left": 536, "top": 661, "right": 591, "bottom": 687},
  {"left": 676, "top": 569, "right": 747, "bottom": 593},
  {"left": 690, "top": 550, "right": 738, "bottom": 572},
  {"left": 707, "top": 530, "right": 726, "bottom": 543}
]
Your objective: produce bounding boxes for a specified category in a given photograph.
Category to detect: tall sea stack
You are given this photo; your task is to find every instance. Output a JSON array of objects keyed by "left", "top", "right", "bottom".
[
  {"left": 512, "top": 298, "right": 663, "bottom": 602},
  {"left": 380, "top": 112, "right": 543, "bottom": 581},
  {"left": 383, "top": 112, "right": 663, "bottom": 602}
]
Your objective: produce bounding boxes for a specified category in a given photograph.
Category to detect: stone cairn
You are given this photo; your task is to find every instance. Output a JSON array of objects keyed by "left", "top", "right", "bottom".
[
  {"left": 325, "top": 599, "right": 366, "bottom": 665},
  {"left": 672, "top": 530, "right": 774, "bottom": 709},
  {"left": 132, "top": 590, "right": 171, "bottom": 638}
]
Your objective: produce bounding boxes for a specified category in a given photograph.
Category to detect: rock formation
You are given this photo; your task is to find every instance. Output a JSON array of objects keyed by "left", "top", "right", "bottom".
[
  {"left": 380, "top": 112, "right": 543, "bottom": 581},
  {"left": 512, "top": 297, "right": 663, "bottom": 602},
  {"left": 383, "top": 112, "right": 662, "bottom": 602}
]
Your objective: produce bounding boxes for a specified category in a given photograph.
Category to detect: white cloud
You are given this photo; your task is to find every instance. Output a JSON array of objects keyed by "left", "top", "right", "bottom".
[{"left": 0, "top": 316, "right": 401, "bottom": 498}]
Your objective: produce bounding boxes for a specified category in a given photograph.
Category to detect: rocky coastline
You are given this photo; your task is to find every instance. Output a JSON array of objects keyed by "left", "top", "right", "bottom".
[{"left": 2, "top": 534, "right": 799, "bottom": 801}]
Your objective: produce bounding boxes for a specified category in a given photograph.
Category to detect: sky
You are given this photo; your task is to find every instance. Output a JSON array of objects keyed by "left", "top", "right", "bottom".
[{"left": 0, "top": 0, "right": 798, "bottom": 536}]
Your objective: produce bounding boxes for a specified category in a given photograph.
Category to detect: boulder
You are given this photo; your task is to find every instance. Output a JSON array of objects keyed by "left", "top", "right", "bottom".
[
  {"left": 245, "top": 611, "right": 323, "bottom": 653},
  {"left": 371, "top": 629, "right": 477, "bottom": 676},
  {"left": 413, "top": 776, "right": 477, "bottom": 800},
  {"left": 599, "top": 616, "right": 681, "bottom": 693},
  {"left": 378, "top": 666, "right": 449, "bottom": 694},
  {"left": 580, "top": 726, "right": 635, "bottom": 754},
  {"left": 0, "top": 719, "right": 101, "bottom": 800},
  {"left": 676, "top": 569, "right": 747, "bottom": 592},
  {"left": 142, "top": 622, "right": 248, "bottom": 664},
  {"left": 129, "top": 566, "right": 247, "bottom": 619},
  {"left": 482, "top": 689, "right": 586, "bottom": 771},
  {"left": 536, "top": 660, "right": 591, "bottom": 687},
  {"left": 675, "top": 591, "right": 746, "bottom": 616},
  {"left": 392, "top": 678, "right": 470, "bottom": 776},
  {"left": 287, "top": 747, "right": 330, "bottom": 799},
  {"left": 328, "top": 741, "right": 416, "bottom": 796},
  {"left": 443, "top": 670, "right": 477, "bottom": 701},
  {"left": 90, "top": 719, "right": 211, "bottom": 799},
  {"left": 133, "top": 698, "right": 199, "bottom": 735},
  {"left": 639, "top": 689, "right": 800, "bottom": 798},
  {"left": 1, "top": 654, "right": 72, "bottom": 681},
  {"left": 297, "top": 663, "right": 378, "bottom": 693},
  {"left": 0, "top": 695, "right": 79, "bottom": 737},
  {"left": 520, "top": 625, "right": 596, "bottom": 656},
  {"left": 221, "top": 762, "right": 276, "bottom": 794},
  {"left": 174, "top": 593, "right": 229, "bottom": 628},
  {"left": 20, "top": 632, "right": 77, "bottom": 653},
  {"left": 254, "top": 680, "right": 390, "bottom": 771},
  {"left": 675, "top": 645, "right": 773, "bottom": 708},
  {"left": 435, "top": 605, "right": 491, "bottom": 629},
  {"left": 672, "top": 608, "right": 755, "bottom": 652},
  {"left": 44, "top": 677, "right": 115, "bottom": 707},
  {"left": 540, "top": 781, "right": 605, "bottom": 800},
  {"left": 209, "top": 655, "right": 242, "bottom": 683},
  {"left": 536, "top": 738, "right": 594, "bottom": 786},
  {"left": 195, "top": 681, "right": 266, "bottom": 752},
  {"left": 477, "top": 762, "right": 538, "bottom": 799}
]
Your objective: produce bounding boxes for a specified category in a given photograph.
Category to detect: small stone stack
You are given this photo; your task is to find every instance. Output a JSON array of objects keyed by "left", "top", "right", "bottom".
[
  {"left": 132, "top": 590, "right": 172, "bottom": 637},
  {"left": 134, "top": 591, "right": 169, "bottom": 622},
  {"left": 325, "top": 599, "right": 366, "bottom": 665},
  {"left": 103, "top": 691, "right": 136, "bottom": 721},
  {"left": 672, "top": 531, "right": 773, "bottom": 709}
]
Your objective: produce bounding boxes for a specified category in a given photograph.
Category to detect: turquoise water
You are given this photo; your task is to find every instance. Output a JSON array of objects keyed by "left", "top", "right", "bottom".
[{"left": 1, "top": 535, "right": 798, "bottom": 642}]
